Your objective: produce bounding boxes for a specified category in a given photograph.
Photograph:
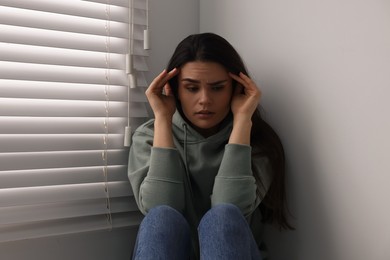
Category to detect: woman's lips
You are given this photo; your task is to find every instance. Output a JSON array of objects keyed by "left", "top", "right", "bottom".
[{"left": 195, "top": 110, "right": 214, "bottom": 119}]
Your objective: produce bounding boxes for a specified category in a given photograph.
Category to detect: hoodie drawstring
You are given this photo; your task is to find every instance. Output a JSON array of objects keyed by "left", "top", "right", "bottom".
[{"left": 182, "top": 123, "right": 194, "bottom": 197}]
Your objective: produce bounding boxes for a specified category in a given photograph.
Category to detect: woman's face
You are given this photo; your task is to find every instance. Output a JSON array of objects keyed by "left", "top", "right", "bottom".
[{"left": 178, "top": 61, "right": 233, "bottom": 137}]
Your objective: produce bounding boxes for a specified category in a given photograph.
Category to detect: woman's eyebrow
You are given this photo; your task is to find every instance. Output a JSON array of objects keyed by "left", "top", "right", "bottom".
[
  {"left": 181, "top": 78, "right": 200, "bottom": 84},
  {"left": 207, "top": 79, "right": 228, "bottom": 86},
  {"left": 181, "top": 78, "right": 228, "bottom": 85}
]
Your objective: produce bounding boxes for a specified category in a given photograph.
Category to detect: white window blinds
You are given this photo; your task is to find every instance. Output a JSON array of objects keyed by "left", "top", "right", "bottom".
[{"left": 0, "top": 0, "right": 148, "bottom": 242}]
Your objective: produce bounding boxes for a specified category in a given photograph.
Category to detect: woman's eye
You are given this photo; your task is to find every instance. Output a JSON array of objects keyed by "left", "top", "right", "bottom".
[
  {"left": 211, "top": 85, "right": 224, "bottom": 91},
  {"left": 186, "top": 86, "right": 198, "bottom": 92}
]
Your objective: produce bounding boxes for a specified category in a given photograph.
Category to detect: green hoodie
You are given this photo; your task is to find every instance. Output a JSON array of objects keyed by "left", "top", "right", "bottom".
[{"left": 128, "top": 111, "right": 272, "bottom": 258}]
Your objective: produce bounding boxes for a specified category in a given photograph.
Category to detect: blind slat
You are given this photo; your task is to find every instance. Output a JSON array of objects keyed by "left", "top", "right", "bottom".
[
  {"left": 0, "top": 61, "right": 128, "bottom": 85},
  {"left": 0, "top": 98, "right": 147, "bottom": 117},
  {"left": 0, "top": 212, "right": 144, "bottom": 243},
  {"left": 0, "top": 150, "right": 129, "bottom": 171},
  {"left": 0, "top": 215, "right": 110, "bottom": 243},
  {"left": 0, "top": 200, "right": 111, "bottom": 226},
  {"left": 0, "top": 6, "right": 129, "bottom": 38},
  {"left": 0, "top": 116, "right": 127, "bottom": 134},
  {"left": 0, "top": 197, "right": 138, "bottom": 226},
  {"left": 0, "top": 80, "right": 130, "bottom": 102},
  {"left": 0, "top": 97, "right": 127, "bottom": 116},
  {"left": 0, "top": 0, "right": 131, "bottom": 22},
  {"left": 0, "top": 181, "right": 132, "bottom": 208},
  {"left": 0, "top": 134, "right": 127, "bottom": 152},
  {"left": 0, "top": 117, "right": 128, "bottom": 134},
  {"left": 0, "top": 43, "right": 126, "bottom": 70},
  {"left": 0, "top": 24, "right": 128, "bottom": 53},
  {"left": 0, "top": 166, "right": 128, "bottom": 189},
  {"left": 0, "top": 24, "right": 148, "bottom": 53}
]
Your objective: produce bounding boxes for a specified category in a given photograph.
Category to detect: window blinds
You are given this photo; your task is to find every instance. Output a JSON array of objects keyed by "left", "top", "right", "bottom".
[{"left": 0, "top": 0, "right": 148, "bottom": 242}]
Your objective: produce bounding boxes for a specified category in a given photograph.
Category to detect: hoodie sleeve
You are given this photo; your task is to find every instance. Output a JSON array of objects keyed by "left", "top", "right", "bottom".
[
  {"left": 128, "top": 129, "right": 186, "bottom": 215},
  {"left": 211, "top": 144, "right": 272, "bottom": 217}
]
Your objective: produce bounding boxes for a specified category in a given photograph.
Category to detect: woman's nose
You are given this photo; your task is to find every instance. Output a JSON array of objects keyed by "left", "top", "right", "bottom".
[{"left": 199, "top": 89, "right": 212, "bottom": 105}]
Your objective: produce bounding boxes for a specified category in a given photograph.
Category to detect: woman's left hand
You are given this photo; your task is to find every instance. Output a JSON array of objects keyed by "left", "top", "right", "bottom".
[{"left": 229, "top": 72, "right": 261, "bottom": 121}]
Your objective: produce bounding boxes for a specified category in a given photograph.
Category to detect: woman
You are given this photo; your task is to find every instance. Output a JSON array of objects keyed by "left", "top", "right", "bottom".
[{"left": 128, "top": 33, "right": 293, "bottom": 260}]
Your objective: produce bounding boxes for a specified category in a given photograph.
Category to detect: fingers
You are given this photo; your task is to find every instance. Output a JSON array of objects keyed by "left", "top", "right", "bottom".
[
  {"left": 164, "top": 84, "right": 173, "bottom": 96},
  {"left": 229, "top": 72, "right": 257, "bottom": 91},
  {"left": 147, "top": 68, "right": 179, "bottom": 95},
  {"left": 229, "top": 72, "right": 261, "bottom": 98},
  {"left": 234, "top": 84, "right": 243, "bottom": 95}
]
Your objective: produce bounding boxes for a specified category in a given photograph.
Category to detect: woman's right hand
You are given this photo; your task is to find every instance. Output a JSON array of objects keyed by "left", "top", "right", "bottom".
[{"left": 145, "top": 68, "right": 179, "bottom": 119}]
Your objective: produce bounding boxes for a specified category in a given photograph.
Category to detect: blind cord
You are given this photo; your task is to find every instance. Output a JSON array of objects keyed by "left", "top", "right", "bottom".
[
  {"left": 104, "top": 0, "right": 113, "bottom": 231},
  {"left": 124, "top": 0, "right": 136, "bottom": 147}
]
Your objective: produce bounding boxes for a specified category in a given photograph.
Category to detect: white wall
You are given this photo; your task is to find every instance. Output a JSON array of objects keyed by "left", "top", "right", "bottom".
[
  {"left": 0, "top": 1, "right": 199, "bottom": 259},
  {"left": 200, "top": 1, "right": 390, "bottom": 259},
  {"left": 147, "top": 0, "right": 199, "bottom": 83}
]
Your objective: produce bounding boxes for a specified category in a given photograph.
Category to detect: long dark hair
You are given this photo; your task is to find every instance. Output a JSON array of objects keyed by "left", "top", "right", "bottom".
[{"left": 166, "top": 33, "right": 293, "bottom": 230}]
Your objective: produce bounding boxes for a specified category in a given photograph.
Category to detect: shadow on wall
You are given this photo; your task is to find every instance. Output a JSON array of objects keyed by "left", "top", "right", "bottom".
[{"left": 260, "top": 70, "right": 338, "bottom": 260}]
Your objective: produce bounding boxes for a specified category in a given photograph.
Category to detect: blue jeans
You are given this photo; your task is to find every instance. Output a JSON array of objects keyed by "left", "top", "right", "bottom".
[{"left": 132, "top": 204, "right": 262, "bottom": 260}]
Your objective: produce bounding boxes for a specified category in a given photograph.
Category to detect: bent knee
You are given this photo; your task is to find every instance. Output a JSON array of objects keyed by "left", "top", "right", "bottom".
[
  {"left": 208, "top": 203, "right": 243, "bottom": 218},
  {"left": 199, "top": 203, "right": 248, "bottom": 237},
  {"left": 145, "top": 205, "right": 188, "bottom": 229},
  {"left": 200, "top": 203, "right": 245, "bottom": 227},
  {"left": 148, "top": 205, "right": 181, "bottom": 217}
]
